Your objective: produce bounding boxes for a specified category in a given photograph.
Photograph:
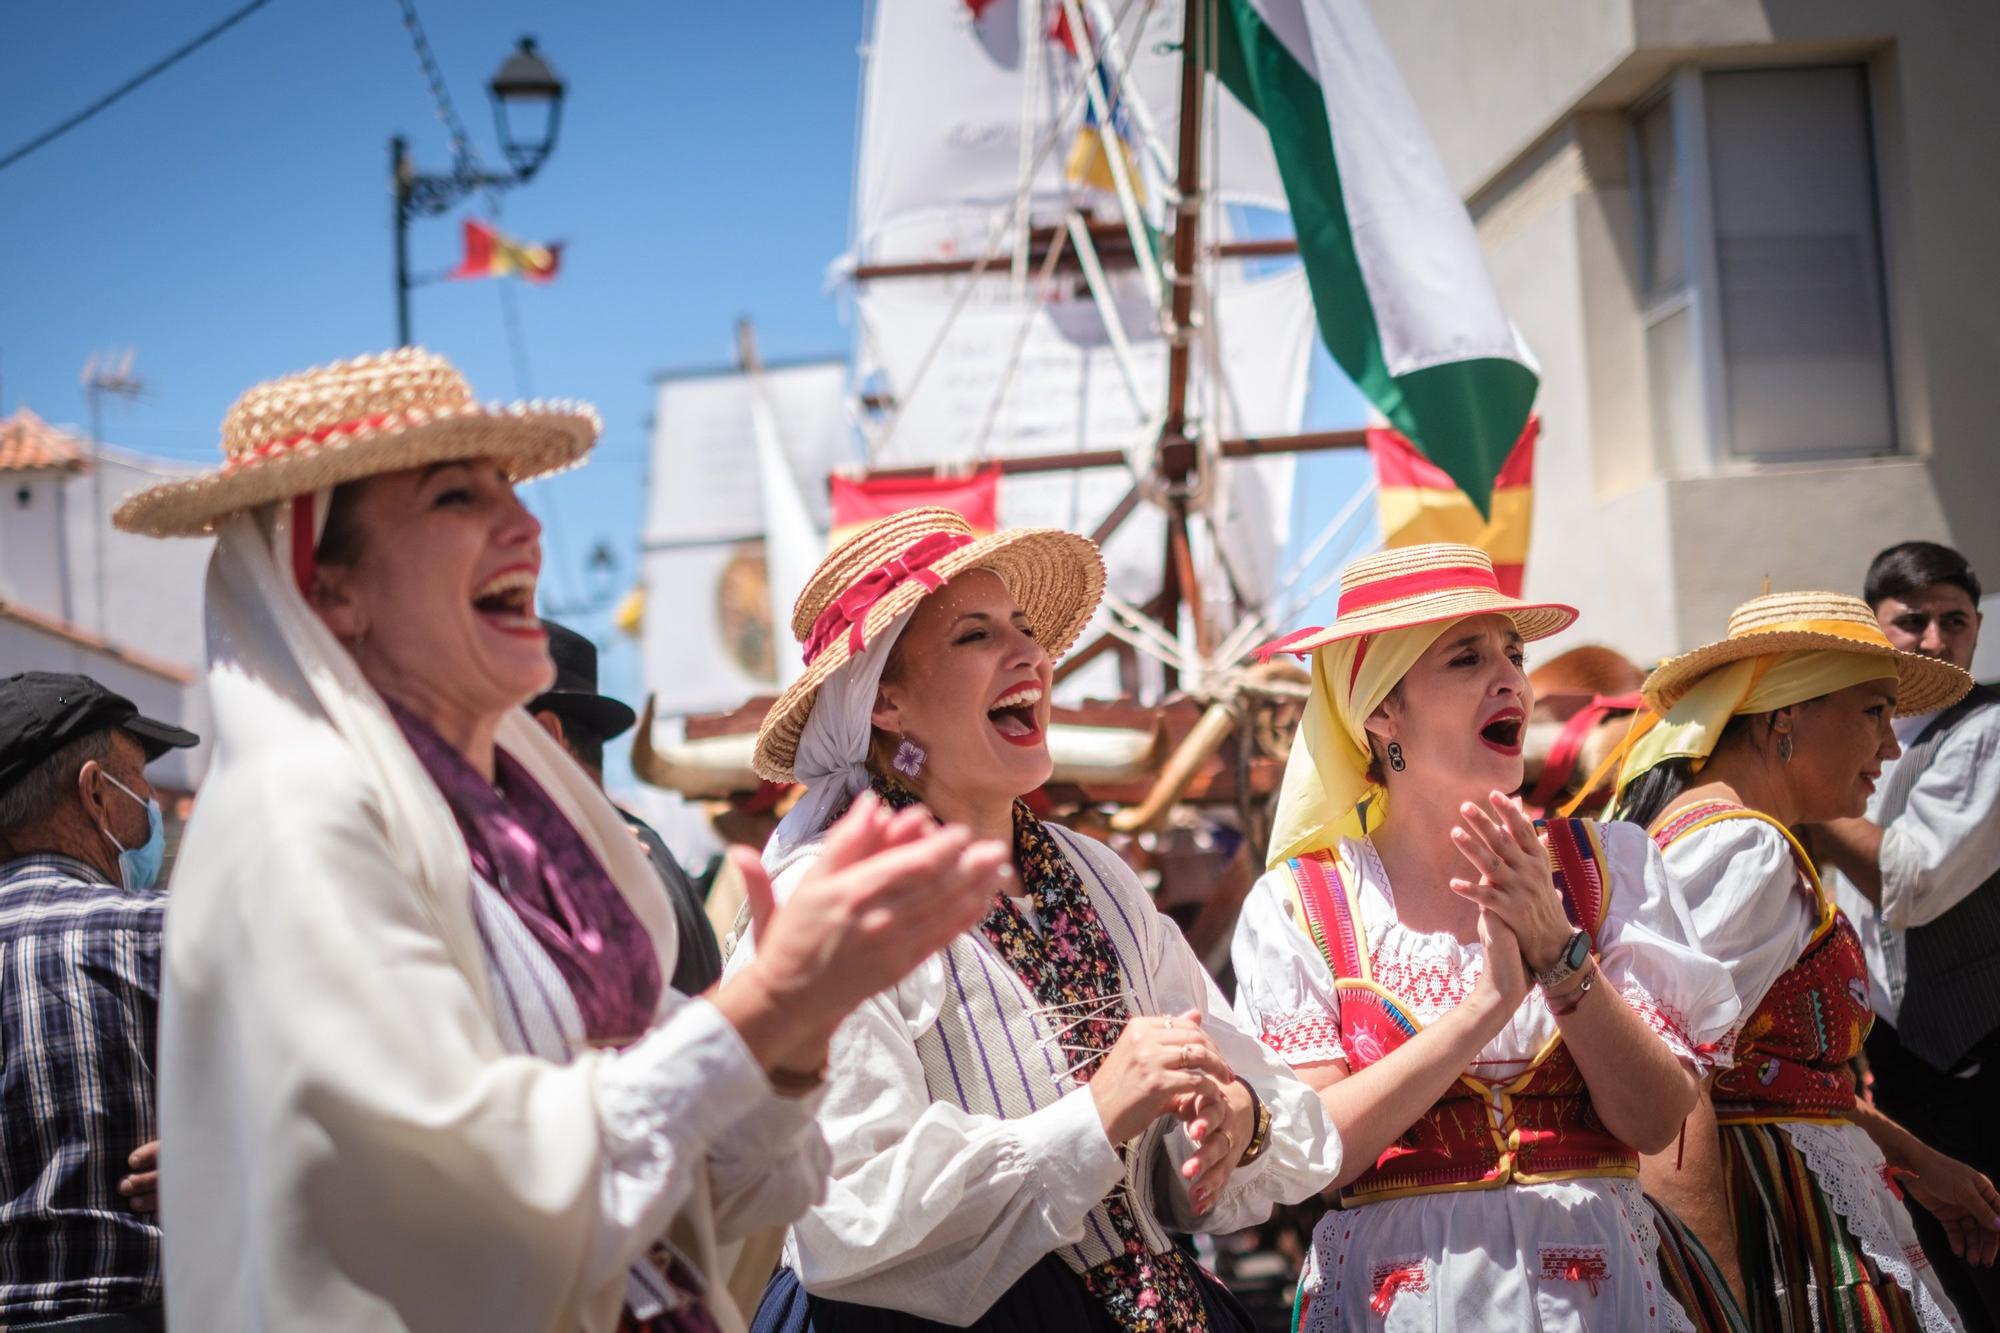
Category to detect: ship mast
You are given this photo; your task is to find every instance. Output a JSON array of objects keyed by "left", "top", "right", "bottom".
[{"left": 850, "top": 0, "right": 1365, "bottom": 688}]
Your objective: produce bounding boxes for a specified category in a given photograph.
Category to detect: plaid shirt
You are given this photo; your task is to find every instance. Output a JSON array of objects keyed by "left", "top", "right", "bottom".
[{"left": 0, "top": 854, "right": 163, "bottom": 1318}]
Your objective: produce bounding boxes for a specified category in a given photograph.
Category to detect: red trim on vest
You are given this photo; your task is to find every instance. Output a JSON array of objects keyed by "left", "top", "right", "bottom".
[
  {"left": 1283, "top": 824, "right": 1637, "bottom": 1200},
  {"left": 1653, "top": 802, "right": 1869, "bottom": 1121}
]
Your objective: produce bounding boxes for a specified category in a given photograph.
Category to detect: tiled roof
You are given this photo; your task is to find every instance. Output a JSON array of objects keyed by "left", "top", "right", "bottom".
[{"left": 0, "top": 407, "right": 87, "bottom": 474}]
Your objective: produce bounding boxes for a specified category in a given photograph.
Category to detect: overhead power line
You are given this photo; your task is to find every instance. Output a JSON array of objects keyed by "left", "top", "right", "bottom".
[{"left": 0, "top": 0, "right": 278, "bottom": 176}]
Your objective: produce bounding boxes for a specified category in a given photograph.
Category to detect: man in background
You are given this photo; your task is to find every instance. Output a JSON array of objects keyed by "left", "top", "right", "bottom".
[
  {"left": 528, "top": 620, "right": 723, "bottom": 994},
  {"left": 0, "top": 672, "right": 197, "bottom": 1332},
  {"left": 1819, "top": 541, "right": 2000, "bottom": 1327}
]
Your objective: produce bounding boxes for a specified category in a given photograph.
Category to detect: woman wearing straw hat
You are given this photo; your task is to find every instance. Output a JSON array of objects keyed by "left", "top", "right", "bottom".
[
  {"left": 729, "top": 507, "right": 1341, "bottom": 1333},
  {"left": 1232, "top": 543, "right": 1746, "bottom": 1331},
  {"left": 1609, "top": 591, "right": 1993, "bottom": 1333},
  {"left": 112, "top": 350, "right": 1011, "bottom": 1333}
]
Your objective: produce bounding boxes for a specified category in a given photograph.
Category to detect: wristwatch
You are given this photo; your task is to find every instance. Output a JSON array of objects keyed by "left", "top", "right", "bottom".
[
  {"left": 1535, "top": 928, "right": 1592, "bottom": 991},
  {"left": 1234, "top": 1077, "right": 1274, "bottom": 1166}
]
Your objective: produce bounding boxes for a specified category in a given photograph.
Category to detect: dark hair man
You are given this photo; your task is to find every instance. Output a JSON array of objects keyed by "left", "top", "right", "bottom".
[
  {"left": 0, "top": 672, "right": 197, "bottom": 1332},
  {"left": 528, "top": 620, "right": 723, "bottom": 994},
  {"left": 1818, "top": 541, "right": 2000, "bottom": 1325}
]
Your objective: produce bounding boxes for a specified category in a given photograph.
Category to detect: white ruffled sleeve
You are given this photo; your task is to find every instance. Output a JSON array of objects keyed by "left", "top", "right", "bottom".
[
  {"left": 1229, "top": 868, "right": 1347, "bottom": 1068},
  {"left": 592, "top": 996, "right": 829, "bottom": 1255},
  {"left": 1052, "top": 831, "right": 1342, "bottom": 1236},
  {"left": 1658, "top": 817, "right": 1820, "bottom": 1026},
  {"left": 1591, "top": 821, "right": 1742, "bottom": 1072},
  {"left": 722, "top": 849, "right": 1126, "bottom": 1322}
]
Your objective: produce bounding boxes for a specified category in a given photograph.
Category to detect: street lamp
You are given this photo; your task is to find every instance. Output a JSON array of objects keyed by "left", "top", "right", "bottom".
[{"left": 392, "top": 36, "right": 567, "bottom": 346}]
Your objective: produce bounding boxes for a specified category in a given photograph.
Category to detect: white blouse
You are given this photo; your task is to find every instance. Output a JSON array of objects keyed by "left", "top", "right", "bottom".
[
  {"left": 1231, "top": 821, "right": 1741, "bottom": 1333},
  {"left": 1232, "top": 821, "right": 1741, "bottom": 1078},
  {"left": 1660, "top": 818, "right": 1962, "bottom": 1333},
  {"left": 469, "top": 870, "right": 829, "bottom": 1323},
  {"left": 726, "top": 821, "right": 1343, "bottom": 1323},
  {"left": 1831, "top": 702, "right": 2000, "bottom": 1023}
]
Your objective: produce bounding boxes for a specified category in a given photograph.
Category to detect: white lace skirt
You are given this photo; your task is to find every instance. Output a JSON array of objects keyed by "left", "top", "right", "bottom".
[
  {"left": 1776, "top": 1121, "right": 1962, "bottom": 1332},
  {"left": 1296, "top": 1178, "right": 1695, "bottom": 1332}
]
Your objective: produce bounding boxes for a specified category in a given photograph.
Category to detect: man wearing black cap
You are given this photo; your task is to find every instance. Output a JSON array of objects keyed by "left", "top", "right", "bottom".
[
  {"left": 0, "top": 672, "right": 196, "bottom": 1332},
  {"left": 528, "top": 620, "right": 723, "bottom": 994}
]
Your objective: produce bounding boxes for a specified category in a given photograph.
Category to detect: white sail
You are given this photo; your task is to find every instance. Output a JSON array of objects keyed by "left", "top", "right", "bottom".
[
  {"left": 855, "top": 0, "right": 1287, "bottom": 262},
  {"left": 856, "top": 258, "right": 1313, "bottom": 599},
  {"left": 640, "top": 361, "right": 850, "bottom": 715}
]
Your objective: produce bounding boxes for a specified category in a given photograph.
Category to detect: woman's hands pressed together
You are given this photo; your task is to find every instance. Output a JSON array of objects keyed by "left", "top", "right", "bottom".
[
  {"left": 1450, "top": 791, "right": 1574, "bottom": 975},
  {"left": 1176, "top": 1073, "right": 1258, "bottom": 1214}
]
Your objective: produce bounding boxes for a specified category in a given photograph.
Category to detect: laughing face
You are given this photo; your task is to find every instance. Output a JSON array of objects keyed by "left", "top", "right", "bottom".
[
  {"left": 871, "top": 569, "right": 1055, "bottom": 808},
  {"left": 1368, "top": 614, "right": 1533, "bottom": 799},
  {"left": 309, "top": 460, "right": 553, "bottom": 746}
]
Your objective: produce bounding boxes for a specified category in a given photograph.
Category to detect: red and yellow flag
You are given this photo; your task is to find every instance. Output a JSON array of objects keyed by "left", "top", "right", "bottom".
[
  {"left": 450, "top": 219, "right": 561, "bottom": 284},
  {"left": 1370, "top": 416, "right": 1536, "bottom": 595},
  {"left": 829, "top": 467, "right": 1001, "bottom": 547}
]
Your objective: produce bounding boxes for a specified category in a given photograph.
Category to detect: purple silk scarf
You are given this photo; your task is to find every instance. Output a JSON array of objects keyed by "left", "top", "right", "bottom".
[{"left": 390, "top": 701, "right": 664, "bottom": 1044}]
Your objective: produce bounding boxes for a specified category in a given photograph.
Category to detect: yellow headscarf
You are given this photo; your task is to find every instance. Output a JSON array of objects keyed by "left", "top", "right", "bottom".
[
  {"left": 1609, "top": 649, "right": 1898, "bottom": 802},
  {"left": 1266, "top": 621, "right": 1454, "bottom": 867}
]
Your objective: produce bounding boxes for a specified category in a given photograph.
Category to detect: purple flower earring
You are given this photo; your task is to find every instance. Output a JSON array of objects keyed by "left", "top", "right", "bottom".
[{"left": 892, "top": 734, "right": 928, "bottom": 779}]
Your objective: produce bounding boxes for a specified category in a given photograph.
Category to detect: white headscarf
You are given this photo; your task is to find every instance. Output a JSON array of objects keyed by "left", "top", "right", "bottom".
[
  {"left": 762, "top": 606, "right": 917, "bottom": 878},
  {"left": 159, "top": 497, "right": 726, "bottom": 1333}
]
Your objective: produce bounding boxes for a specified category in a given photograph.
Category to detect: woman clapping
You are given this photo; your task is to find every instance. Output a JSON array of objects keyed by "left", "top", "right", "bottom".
[
  {"left": 734, "top": 509, "right": 1341, "bottom": 1333},
  {"left": 115, "top": 351, "right": 1007, "bottom": 1333}
]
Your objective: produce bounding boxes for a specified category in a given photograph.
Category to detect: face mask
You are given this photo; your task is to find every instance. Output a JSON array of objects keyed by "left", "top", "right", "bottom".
[{"left": 99, "top": 772, "right": 166, "bottom": 892}]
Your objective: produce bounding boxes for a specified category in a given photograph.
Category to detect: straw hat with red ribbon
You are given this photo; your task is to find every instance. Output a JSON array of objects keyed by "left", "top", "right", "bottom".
[
  {"left": 1259, "top": 542, "right": 1577, "bottom": 662},
  {"left": 113, "top": 347, "right": 598, "bottom": 538},
  {"left": 752, "top": 507, "right": 1104, "bottom": 783},
  {"left": 1261, "top": 543, "right": 1579, "bottom": 863}
]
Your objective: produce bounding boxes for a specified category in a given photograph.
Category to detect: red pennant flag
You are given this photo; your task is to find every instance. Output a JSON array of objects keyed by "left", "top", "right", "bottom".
[{"left": 450, "top": 219, "right": 562, "bottom": 284}]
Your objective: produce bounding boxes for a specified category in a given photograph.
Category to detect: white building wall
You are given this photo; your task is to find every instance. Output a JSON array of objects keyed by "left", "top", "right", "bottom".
[
  {"left": 0, "top": 474, "right": 70, "bottom": 613},
  {"left": 60, "top": 450, "right": 211, "bottom": 668},
  {"left": 1362, "top": 0, "right": 2000, "bottom": 663}
]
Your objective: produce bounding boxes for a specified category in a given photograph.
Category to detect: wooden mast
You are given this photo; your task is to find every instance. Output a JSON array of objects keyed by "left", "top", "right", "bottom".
[{"left": 1155, "top": 0, "right": 1211, "bottom": 684}]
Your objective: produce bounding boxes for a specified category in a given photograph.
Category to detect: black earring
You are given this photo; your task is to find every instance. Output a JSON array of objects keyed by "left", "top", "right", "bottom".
[{"left": 1387, "top": 741, "right": 1406, "bottom": 772}]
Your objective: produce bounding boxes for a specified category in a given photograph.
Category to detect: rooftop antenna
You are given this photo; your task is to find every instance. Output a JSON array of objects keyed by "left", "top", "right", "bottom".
[{"left": 82, "top": 348, "right": 145, "bottom": 633}]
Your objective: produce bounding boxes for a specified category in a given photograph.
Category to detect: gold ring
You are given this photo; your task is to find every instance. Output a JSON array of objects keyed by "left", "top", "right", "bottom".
[{"left": 1181, "top": 1045, "right": 1195, "bottom": 1069}]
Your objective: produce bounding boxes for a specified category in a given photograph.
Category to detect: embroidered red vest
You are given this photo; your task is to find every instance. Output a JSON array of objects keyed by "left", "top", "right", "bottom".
[
  {"left": 1284, "top": 819, "right": 1640, "bottom": 1206},
  {"left": 1651, "top": 800, "right": 1870, "bottom": 1124}
]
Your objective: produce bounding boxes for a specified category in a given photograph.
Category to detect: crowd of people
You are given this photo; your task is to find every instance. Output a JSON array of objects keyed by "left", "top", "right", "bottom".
[{"left": 1, "top": 347, "right": 1995, "bottom": 1333}]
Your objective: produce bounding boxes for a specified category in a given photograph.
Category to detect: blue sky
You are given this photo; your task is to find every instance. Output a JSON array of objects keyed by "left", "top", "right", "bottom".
[{"left": 1, "top": 1, "right": 1372, "bottom": 779}]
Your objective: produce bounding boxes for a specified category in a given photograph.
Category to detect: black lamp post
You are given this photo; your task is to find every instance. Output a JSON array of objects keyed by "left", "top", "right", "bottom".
[{"left": 392, "top": 36, "right": 566, "bottom": 346}]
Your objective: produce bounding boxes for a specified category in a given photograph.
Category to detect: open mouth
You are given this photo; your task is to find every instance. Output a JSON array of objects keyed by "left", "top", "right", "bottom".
[
  {"left": 471, "top": 566, "right": 543, "bottom": 637},
  {"left": 987, "top": 682, "right": 1046, "bottom": 748},
  {"left": 1479, "top": 709, "right": 1526, "bottom": 755}
]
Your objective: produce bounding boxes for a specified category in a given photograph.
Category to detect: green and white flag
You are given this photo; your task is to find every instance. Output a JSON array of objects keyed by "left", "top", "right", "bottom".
[{"left": 1215, "top": 0, "right": 1538, "bottom": 515}]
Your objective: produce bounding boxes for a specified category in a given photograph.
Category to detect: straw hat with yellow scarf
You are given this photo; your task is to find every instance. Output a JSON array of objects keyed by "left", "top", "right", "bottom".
[
  {"left": 1261, "top": 542, "right": 1578, "bottom": 867},
  {"left": 1592, "top": 590, "right": 1973, "bottom": 815}
]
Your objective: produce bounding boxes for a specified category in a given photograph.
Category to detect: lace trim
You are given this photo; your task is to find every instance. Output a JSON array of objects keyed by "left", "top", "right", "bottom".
[
  {"left": 1263, "top": 1013, "right": 1346, "bottom": 1065},
  {"left": 1780, "top": 1122, "right": 1958, "bottom": 1333},
  {"left": 1613, "top": 1179, "right": 1698, "bottom": 1333},
  {"left": 1618, "top": 978, "right": 1712, "bottom": 1072}
]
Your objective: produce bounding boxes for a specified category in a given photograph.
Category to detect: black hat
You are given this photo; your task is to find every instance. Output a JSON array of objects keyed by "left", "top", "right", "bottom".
[
  {"left": 526, "top": 620, "right": 637, "bottom": 741},
  {"left": 0, "top": 671, "right": 198, "bottom": 795}
]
